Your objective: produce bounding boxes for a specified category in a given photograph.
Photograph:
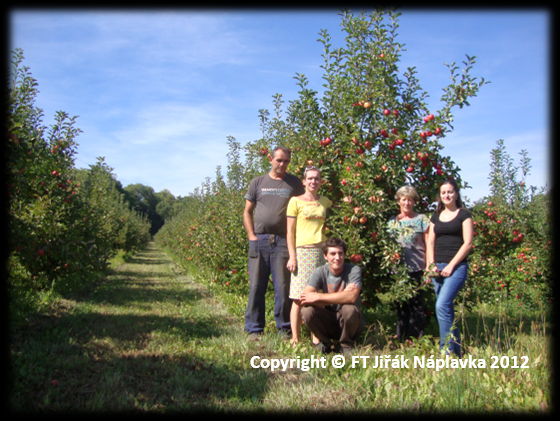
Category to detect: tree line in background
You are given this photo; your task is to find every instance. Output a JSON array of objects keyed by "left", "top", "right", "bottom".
[
  {"left": 154, "top": 9, "right": 552, "bottom": 319},
  {"left": 5, "top": 49, "right": 187, "bottom": 319}
]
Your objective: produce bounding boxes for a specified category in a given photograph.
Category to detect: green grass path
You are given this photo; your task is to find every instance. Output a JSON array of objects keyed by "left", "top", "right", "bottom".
[
  {"left": 9, "top": 242, "right": 552, "bottom": 413},
  {"left": 9, "top": 242, "right": 278, "bottom": 412}
]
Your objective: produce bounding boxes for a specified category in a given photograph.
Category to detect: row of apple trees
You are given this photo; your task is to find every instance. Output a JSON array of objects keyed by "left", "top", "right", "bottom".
[
  {"left": 6, "top": 49, "right": 152, "bottom": 315},
  {"left": 468, "top": 140, "right": 552, "bottom": 310},
  {"left": 155, "top": 8, "right": 498, "bottom": 312}
]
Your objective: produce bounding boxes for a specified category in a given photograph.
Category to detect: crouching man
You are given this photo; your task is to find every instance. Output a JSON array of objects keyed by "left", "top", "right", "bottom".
[{"left": 300, "top": 237, "right": 364, "bottom": 355}]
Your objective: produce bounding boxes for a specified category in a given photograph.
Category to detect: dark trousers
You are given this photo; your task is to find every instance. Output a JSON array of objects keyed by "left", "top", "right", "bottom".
[
  {"left": 395, "top": 270, "right": 426, "bottom": 341},
  {"left": 301, "top": 304, "right": 363, "bottom": 348},
  {"left": 245, "top": 234, "right": 291, "bottom": 333}
]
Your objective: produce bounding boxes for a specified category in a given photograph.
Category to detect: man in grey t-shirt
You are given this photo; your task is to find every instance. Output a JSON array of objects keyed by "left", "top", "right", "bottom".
[
  {"left": 300, "top": 238, "right": 364, "bottom": 354},
  {"left": 243, "top": 146, "right": 304, "bottom": 337}
]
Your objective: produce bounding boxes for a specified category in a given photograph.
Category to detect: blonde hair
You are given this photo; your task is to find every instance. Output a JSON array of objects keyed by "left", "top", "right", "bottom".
[{"left": 395, "top": 185, "right": 419, "bottom": 203}]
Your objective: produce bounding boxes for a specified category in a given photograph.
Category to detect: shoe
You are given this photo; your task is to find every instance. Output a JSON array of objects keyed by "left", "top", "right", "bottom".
[
  {"left": 340, "top": 345, "right": 355, "bottom": 356},
  {"left": 313, "top": 342, "right": 331, "bottom": 354}
]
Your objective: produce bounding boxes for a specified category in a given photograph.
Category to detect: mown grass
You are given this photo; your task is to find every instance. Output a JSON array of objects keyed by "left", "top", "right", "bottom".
[{"left": 9, "top": 242, "right": 552, "bottom": 413}]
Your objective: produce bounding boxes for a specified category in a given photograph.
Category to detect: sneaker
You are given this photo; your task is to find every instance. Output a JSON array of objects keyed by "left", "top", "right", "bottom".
[
  {"left": 340, "top": 345, "right": 355, "bottom": 356},
  {"left": 313, "top": 341, "right": 331, "bottom": 354}
]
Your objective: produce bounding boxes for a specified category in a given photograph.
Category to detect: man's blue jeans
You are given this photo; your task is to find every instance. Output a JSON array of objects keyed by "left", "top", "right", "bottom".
[
  {"left": 431, "top": 262, "right": 468, "bottom": 356},
  {"left": 244, "top": 234, "right": 291, "bottom": 334}
]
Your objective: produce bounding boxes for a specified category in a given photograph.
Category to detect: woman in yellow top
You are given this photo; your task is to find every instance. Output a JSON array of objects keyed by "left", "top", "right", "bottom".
[{"left": 287, "top": 166, "right": 332, "bottom": 345}]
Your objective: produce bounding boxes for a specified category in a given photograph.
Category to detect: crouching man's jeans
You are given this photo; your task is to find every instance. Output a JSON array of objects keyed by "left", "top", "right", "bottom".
[
  {"left": 244, "top": 234, "right": 291, "bottom": 334},
  {"left": 301, "top": 304, "right": 363, "bottom": 349}
]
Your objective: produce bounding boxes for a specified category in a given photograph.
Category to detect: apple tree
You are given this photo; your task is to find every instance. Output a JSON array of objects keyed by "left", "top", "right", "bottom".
[
  {"left": 468, "top": 140, "right": 551, "bottom": 310},
  {"left": 6, "top": 49, "right": 151, "bottom": 308},
  {"left": 240, "top": 8, "right": 489, "bottom": 307}
]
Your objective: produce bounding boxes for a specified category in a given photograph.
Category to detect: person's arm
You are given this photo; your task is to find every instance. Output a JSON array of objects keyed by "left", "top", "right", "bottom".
[
  {"left": 243, "top": 200, "right": 258, "bottom": 241},
  {"left": 300, "top": 283, "right": 361, "bottom": 306},
  {"left": 425, "top": 221, "right": 437, "bottom": 274},
  {"left": 286, "top": 216, "right": 297, "bottom": 272},
  {"left": 439, "top": 216, "right": 473, "bottom": 277}
]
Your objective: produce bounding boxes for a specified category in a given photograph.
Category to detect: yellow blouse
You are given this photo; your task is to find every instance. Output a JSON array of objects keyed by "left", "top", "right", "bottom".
[{"left": 287, "top": 196, "right": 332, "bottom": 247}]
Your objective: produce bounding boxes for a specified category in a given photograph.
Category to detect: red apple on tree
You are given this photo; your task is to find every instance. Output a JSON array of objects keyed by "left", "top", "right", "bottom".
[{"left": 350, "top": 254, "right": 363, "bottom": 263}]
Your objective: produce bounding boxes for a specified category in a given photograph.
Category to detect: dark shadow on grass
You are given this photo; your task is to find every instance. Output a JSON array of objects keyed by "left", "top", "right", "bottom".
[
  {"left": 10, "top": 243, "right": 273, "bottom": 411},
  {"left": 10, "top": 311, "right": 270, "bottom": 411},
  {"left": 125, "top": 257, "right": 171, "bottom": 266},
  {"left": 460, "top": 311, "right": 552, "bottom": 347},
  {"left": 70, "top": 275, "right": 210, "bottom": 308}
]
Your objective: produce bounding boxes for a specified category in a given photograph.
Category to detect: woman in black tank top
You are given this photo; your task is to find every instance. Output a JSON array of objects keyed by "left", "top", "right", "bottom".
[{"left": 425, "top": 179, "right": 473, "bottom": 357}]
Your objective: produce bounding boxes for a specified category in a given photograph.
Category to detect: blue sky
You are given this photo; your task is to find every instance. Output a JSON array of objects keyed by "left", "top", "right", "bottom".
[{"left": 9, "top": 8, "right": 550, "bottom": 203}]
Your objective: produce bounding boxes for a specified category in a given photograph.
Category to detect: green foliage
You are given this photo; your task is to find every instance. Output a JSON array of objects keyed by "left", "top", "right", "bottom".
[
  {"left": 123, "top": 183, "right": 165, "bottom": 235},
  {"left": 7, "top": 49, "right": 106, "bottom": 292},
  {"left": 155, "top": 138, "right": 251, "bottom": 293},
  {"left": 157, "top": 8, "right": 490, "bottom": 307},
  {"left": 6, "top": 49, "right": 151, "bottom": 319},
  {"left": 74, "top": 157, "right": 151, "bottom": 253},
  {"left": 468, "top": 140, "right": 551, "bottom": 311}
]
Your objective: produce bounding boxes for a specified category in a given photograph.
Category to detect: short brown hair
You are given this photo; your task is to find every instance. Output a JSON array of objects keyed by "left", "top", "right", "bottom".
[
  {"left": 321, "top": 237, "right": 348, "bottom": 256},
  {"left": 272, "top": 145, "right": 292, "bottom": 159}
]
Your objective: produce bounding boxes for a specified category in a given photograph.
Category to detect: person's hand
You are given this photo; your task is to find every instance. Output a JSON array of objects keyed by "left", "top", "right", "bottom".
[
  {"left": 344, "top": 283, "right": 359, "bottom": 292},
  {"left": 287, "top": 257, "right": 297, "bottom": 273},
  {"left": 439, "top": 264, "right": 455, "bottom": 277},
  {"left": 300, "top": 291, "right": 319, "bottom": 305},
  {"left": 425, "top": 263, "right": 439, "bottom": 276},
  {"left": 423, "top": 263, "right": 439, "bottom": 284},
  {"left": 248, "top": 234, "right": 258, "bottom": 241},
  {"left": 421, "top": 273, "right": 433, "bottom": 286}
]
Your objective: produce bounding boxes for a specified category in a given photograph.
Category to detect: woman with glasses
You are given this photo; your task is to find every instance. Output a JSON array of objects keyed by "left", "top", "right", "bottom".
[{"left": 286, "top": 166, "right": 332, "bottom": 346}]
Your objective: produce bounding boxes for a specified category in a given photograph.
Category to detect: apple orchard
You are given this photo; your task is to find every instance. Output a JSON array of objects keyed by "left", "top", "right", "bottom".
[
  {"left": 7, "top": 9, "right": 551, "bottom": 323},
  {"left": 154, "top": 9, "right": 552, "bottom": 318}
]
